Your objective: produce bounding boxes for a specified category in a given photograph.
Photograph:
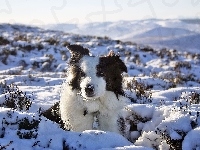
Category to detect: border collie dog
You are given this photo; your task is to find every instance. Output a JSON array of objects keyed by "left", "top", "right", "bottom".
[{"left": 60, "top": 44, "right": 128, "bottom": 133}]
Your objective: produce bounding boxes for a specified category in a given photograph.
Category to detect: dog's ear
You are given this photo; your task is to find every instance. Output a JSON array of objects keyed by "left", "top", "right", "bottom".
[
  {"left": 114, "top": 55, "right": 127, "bottom": 73},
  {"left": 68, "top": 44, "right": 89, "bottom": 56},
  {"left": 68, "top": 44, "right": 90, "bottom": 64},
  {"left": 107, "top": 51, "right": 127, "bottom": 73}
]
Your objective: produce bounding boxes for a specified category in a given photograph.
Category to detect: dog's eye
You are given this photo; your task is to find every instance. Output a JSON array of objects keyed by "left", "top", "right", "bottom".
[
  {"left": 80, "top": 71, "right": 85, "bottom": 77},
  {"left": 98, "top": 72, "right": 104, "bottom": 76},
  {"left": 96, "top": 67, "right": 104, "bottom": 77}
]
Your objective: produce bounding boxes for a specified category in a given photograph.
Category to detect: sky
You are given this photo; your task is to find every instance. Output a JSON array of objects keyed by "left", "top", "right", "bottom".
[{"left": 0, "top": 0, "right": 200, "bottom": 26}]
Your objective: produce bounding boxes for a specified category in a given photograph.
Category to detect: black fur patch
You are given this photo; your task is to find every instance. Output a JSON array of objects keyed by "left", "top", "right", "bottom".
[
  {"left": 67, "top": 45, "right": 89, "bottom": 90},
  {"left": 69, "top": 65, "right": 86, "bottom": 90},
  {"left": 42, "top": 102, "right": 65, "bottom": 129},
  {"left": 97, "top": 54, "right": 127, "bottom": 98}
]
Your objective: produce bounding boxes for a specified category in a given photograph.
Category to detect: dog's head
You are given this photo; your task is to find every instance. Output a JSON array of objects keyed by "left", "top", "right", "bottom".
[{"left": 67, "top": 44, "right": 127, "bottom": 100}]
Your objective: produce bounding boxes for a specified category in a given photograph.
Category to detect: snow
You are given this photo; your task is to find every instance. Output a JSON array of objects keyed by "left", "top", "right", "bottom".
[
  {"left": 182, "top": 126, "right": 200, "bottom": 150},
  {"left": 0, "top": 20, "right": 200, "bottom": 149},
  {"left": 126, "top": 104, "right": 154, "bottom": 119}
]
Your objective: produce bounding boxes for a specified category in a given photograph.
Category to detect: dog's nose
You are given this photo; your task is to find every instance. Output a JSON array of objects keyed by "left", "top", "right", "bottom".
[{"left": 85, "top": 84, "right": 95, "bottom": 97}]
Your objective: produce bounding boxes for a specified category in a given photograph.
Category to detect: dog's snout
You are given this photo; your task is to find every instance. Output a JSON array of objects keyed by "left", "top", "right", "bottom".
[{"left": 85, "top": 84, "right": 95, "bottom": 97}]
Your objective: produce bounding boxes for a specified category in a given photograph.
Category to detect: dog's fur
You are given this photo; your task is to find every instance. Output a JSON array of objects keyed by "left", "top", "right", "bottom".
[{"left": 60, "top": 45, "right": 128, "bottom": 133}]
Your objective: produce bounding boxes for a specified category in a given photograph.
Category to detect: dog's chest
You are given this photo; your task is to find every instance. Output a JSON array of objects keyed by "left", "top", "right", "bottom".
[{"left": 81, "top": 98, "right": 101, "bottom": 114}]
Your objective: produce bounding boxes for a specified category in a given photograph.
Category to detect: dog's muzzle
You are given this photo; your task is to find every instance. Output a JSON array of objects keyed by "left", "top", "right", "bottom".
[{"left": 85, "top": 84, "right": 95, "bottom": 97}]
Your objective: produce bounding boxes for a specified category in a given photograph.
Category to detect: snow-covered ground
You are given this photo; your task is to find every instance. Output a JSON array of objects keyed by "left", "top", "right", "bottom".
[
  {"left": 43, "top": 19, "right": 200, "bottom": 52},
  {"left": 0, "top": 22, "right": 200, "bottom": 149}
]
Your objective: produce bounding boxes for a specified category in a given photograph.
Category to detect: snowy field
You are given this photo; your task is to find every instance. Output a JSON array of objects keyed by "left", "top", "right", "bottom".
[{"left": 0, "top": 22, "right": 200, "bottom": 149}]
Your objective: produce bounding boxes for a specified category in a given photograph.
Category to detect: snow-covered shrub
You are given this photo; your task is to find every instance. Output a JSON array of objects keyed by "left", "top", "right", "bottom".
[
  {"left": 0, "top": 108, "right": 40, "bottom": 140},
  {"left": 0, "top": 48, "right": 17, "bottom": 65},
  {"left": 14, "top": 34, "right": 29, "bottom": 42},
  {"left": 0, "top": 36, "right": 10, "bottom": 45},
  {"left": 35, "top": 43, "right": 44, "bottom": 50},
  {"left": 60, "top": 50, "right": 68, "bottom": 61},
  {"left": 17, "top": 117, "right": 40, "bottom": 139},
  {"left": 41, "top": 62, "right": 51, "bottom": 72},
  {"left": 18, "top": 59, "right": 28, "bottom": 69},
  {"left": 139, "top": 46, "right": 154, "bottom": 52},
  {"left": 125, "top": 78, "right": 152, "bottom": 103},
  {"left": 0, "top": 48, "right": 17, "bottom": 56},
  {"left": 182, "top": 126, "right": 200, "bottom": 150},
  {"left": 0, "top": 84, "right": 32, "bottom": 111},
  {"left": 119, "top": 104, "right": 154, "bottom": 142},
  {"left": 21, "top": 44, "right": 36, "bottom": 51},
  {"left": 174, "top": 61, "right": 191, "bottom": 71},
  {"left": 155, "top": 111, "right": 192, "bottom": 149},
  {"left": 44, "top": 38, "right": 59, "bottom": 45},
  {"left": 61, "top": 41, "right": 70, "bottom": 47},
  {"left": 134, "top": 98, "right": 200, "bottom": 149},
  {"left": 189, "top": 92, "right": 200, "bottom": 104},
  {"left": 157, "top": 48, "right": 178, "bottom": 60},
  {"left": 41, "top": 54, "right": 55, "bottom": 72}
]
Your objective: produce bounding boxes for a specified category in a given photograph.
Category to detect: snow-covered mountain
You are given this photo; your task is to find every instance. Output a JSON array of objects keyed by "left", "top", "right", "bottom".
[
  {"left": 43, "top": 19, "right": 200, "bottom": 52},
  {"left": 0, "top": 23, "right": 200, "bottom": 149}
]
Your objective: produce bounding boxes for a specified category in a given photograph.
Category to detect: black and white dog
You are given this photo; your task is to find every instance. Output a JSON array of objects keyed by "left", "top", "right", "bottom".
[{"left": 60, "top": 45, "right": 129, "bottom": 133}]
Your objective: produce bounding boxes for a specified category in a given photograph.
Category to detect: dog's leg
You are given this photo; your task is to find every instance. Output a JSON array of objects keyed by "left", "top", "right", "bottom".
[
  {"left": 98, "top": 91, "right": 127, "bottom": 134},
  {"left": 92, "top": 111, "right": 100, "bottom": 129},
  {"left": 98, "top": 110, "right": 120, "bottom": 133}
]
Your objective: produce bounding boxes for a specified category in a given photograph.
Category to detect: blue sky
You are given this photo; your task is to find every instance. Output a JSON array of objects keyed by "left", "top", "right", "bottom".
[{"left": 0, "top": 0, "right": 200, "bottom": 25}]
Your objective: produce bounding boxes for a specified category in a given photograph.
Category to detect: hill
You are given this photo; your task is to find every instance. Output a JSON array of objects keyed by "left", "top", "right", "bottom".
[{"left": 43, "top": 19, "right": 200, "bottom": 52}]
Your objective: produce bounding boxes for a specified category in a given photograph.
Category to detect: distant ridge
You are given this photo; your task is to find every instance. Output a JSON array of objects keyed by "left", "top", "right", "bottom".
[
  {"left": 41, "top": 19, "right": 200, "bottom": 51},
  {"left": 0, "top": 23, "right": 41, "bottom": 32}
]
